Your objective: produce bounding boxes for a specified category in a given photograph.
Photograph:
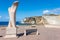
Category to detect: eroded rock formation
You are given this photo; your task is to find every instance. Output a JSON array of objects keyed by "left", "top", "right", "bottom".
[{"left": 23, "top": 14, "right": 60, "bottom": 25}]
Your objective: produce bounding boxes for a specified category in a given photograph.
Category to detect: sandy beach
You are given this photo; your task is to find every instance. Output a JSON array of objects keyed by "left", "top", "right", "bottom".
[{"left": 0, "top": 25, "right": 60, "bottom": 40}]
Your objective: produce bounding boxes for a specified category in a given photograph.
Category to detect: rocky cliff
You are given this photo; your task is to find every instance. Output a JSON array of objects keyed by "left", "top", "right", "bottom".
[{"left": 23, "top": 14, "right": 60, "bottom": 25}]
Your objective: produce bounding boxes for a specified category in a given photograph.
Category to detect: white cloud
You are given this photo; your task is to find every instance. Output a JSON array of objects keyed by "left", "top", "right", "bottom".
[
  {"left": 0, "top": 16, "right": 2, "bottom": 19},
  {"left": 51, "top": 8, "right": 60, "bottom": 14},
  {"left": 43, "top": 10, "right": 49, "bottom": 14},
  {"left": 43, "top": 8, "right": 60, "bottom": 14}
]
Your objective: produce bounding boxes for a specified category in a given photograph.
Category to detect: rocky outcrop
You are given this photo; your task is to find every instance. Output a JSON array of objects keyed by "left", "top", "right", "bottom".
[
  {"left": 23, "top": 14, "right": 60, "bottom": 25},
  {"left": 23, "top": 16, "right": 44, "bottom": 24}
]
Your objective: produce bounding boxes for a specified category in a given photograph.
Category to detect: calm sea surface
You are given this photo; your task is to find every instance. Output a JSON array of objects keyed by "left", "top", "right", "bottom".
[{"left": 0, "top": 22, "right": 32, "bottom": 26}]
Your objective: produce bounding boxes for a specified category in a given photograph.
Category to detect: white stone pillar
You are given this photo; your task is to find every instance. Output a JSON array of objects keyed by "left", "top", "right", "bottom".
[
  {"left": 24, "top": 30, "right": 26, "bottom": 36},
  {"left": 4, "top": 1, "right": 19, "bottom": 38},
  {"left": 36, "top": 31, "right": 38, "bottom": 35}
]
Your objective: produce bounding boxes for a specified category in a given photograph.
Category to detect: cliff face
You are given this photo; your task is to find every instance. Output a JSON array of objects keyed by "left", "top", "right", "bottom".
[
  {"left": 43, "top": 16, "right": 60, "bottom": 25},
  {"left": 23, "top": 14, "right": 60, "bottom": 25},
  {"left": 23, "top": 16, "right": 44, "bottom": 24}
]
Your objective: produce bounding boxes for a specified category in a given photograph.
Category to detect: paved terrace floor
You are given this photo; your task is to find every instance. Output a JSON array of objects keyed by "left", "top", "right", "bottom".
[{"left": 0, "top": 25, "right": 60, "bottom": 40}]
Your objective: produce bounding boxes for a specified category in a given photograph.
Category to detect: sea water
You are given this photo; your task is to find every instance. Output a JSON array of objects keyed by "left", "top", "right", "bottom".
[
  {"left": 0, "top": 22, "right": 32, "bottom": 26},
  {"left": 0, "top": 22, "right": 20, "bottom": 26}
]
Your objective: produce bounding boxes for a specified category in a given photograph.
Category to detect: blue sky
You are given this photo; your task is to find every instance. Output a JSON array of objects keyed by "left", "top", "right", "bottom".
[{"left": 0, "top": 0, "right": 60, "bottom": 21}]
